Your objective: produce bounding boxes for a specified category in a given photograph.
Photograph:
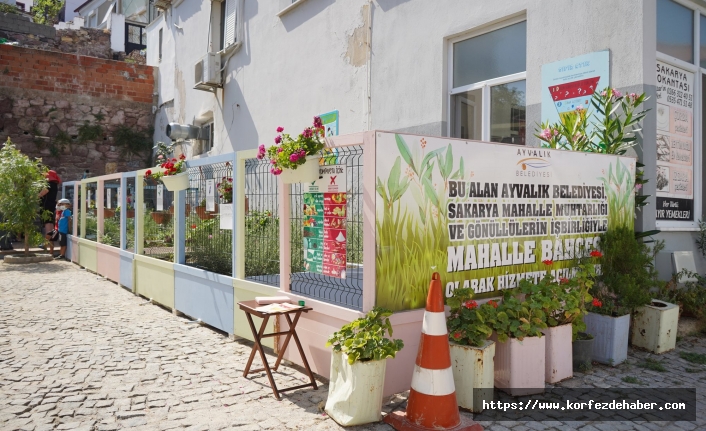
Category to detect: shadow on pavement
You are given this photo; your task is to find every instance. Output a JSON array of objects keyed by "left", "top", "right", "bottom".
[{"left": 0, "top": 260, "right": 76, "bottom": 275}]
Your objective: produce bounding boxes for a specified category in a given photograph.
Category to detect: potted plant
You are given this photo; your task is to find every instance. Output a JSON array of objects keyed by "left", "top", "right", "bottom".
[
  {"left": 217, "top": 177, "right": 233, "bottom": 204},
  {"left": 0, "top": 138, "right": 52, "bottom": 261},
  {"left": 570, "top": 259, "right": 599, "bottom": 372},
  {"left": 150, "top": 210, "right": 171, "bottom": 225},
  {"left": 491, "top": 290, "right": 547, "bottom": 396},
  {"left": 446, "top": 288, "right": 496, "bottom": 412},
  {"left": 586, "top": 227, "right": 657, "bottom": 365},
  {"left": 195, "top": 198, "right": 217, "bottom": 220},
  {"left": 258, "top": 117, "right": 325, "bottom": 184},
  {"left": 146, "top": 154, "right": 189, "bottom": 192},
  {"left": 104, "top": 207, "right": 116, "bottom": 219},
  {"left": 324, "top": 307, "right": 404, "bottom": 426}
]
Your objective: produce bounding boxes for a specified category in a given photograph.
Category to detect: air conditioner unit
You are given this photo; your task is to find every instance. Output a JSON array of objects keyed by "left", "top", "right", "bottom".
[{"left": 194, "top": 53, "right": 222, "bottom": 91}]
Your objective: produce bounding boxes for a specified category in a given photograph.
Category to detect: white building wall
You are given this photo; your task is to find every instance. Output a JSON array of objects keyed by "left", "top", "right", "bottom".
[{"left": 64, "top": 0, "right": 85, "bottom": 22}]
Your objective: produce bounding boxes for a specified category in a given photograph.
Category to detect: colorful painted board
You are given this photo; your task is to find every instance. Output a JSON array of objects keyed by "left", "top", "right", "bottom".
[{"left": 303, "top": 164, "right": 347, "bottom": 279}]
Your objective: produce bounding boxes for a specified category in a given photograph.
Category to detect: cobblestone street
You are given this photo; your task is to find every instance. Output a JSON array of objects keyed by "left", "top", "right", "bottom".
[{"left": 2, "top": 261, "right": 706, "bottom": 431}]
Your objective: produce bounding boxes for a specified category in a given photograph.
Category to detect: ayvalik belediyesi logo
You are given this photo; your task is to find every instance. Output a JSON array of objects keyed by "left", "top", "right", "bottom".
[{"left": 517, "top": 157, "right": 552, "bottom": 170}]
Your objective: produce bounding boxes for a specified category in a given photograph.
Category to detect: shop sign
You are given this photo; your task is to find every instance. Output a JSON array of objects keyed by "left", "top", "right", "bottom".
[
  {"left": 375, "top": 133, "right": 636, "bottom": 311},
  {"left": 656, "top": 60, "right": 694, "bottom": 221},
  {"left": 541, "top": 51, "right": 610, "bottom": 126},
  {"left": 303, "top": 164, "right": 347, "bottom": 279}
]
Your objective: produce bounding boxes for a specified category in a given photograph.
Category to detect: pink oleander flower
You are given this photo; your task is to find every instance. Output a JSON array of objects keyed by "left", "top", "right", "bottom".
[
  {"left": 271, "top": 167, "right": 282, "bottom": 175},
  {"left": 276, "top": 126, "right": 284, "bottom": 133},
  {"left": 601, "top": 90, "right": 607, "bottom": 97},
  {"left": 539, "top": 128, "right": 552, "bottom": 140},
  {"left": 612, "top": 89, "right": 622, "bottom": 98}
]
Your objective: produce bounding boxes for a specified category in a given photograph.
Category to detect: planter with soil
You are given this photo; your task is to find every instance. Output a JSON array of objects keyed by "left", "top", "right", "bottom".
[{"left": 4, "top": 253, "right": 54, "bottom": 264}]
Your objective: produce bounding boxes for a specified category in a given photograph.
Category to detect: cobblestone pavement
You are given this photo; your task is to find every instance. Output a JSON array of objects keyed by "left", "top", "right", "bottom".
[{"left": 1, "top": 261, "right": 705, "bottom": 431}]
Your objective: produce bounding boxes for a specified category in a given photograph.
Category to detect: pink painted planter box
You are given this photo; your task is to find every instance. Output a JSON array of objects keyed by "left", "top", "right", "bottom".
[
  {"left": 542, "top": 324, "right": 573, "bottom": 383},
  {"left": 493, "top": 336, "right": 545, "bottom": 396}
]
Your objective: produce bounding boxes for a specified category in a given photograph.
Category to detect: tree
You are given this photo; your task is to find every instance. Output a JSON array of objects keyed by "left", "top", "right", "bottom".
[
  {"left": 0, "top": 138, "right": 48, "bottom": 256},
  {"left": 32, "top": 0, "right": 64, "bottom": 25}
]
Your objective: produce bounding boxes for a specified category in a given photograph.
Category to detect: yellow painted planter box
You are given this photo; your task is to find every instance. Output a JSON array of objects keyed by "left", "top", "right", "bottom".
[
  {"left": 233, "top": 278, "right": 279, "bottom": 348},
  {"left": 77, "top": 239, "right": 97, "bottom": 273},
  {"left": 134, "top": 255, "right": 174, "bottom": 309}
]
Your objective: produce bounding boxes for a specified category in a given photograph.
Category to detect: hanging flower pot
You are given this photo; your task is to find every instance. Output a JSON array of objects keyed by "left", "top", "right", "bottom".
[
  {"left": 160, "top": 172, "right": 189, "bottom": 191},
  {"left": 278, "top": 156, "right": 320, "bottom": 184},
  {"left": 146, "top": 155, "right": 189, "bottom": 192},
  {"left": 259, "top": 117, "right": 326, "bottom": 184},
  {"left": 150, "top": 212, "right": 171, "bottom": 225}
]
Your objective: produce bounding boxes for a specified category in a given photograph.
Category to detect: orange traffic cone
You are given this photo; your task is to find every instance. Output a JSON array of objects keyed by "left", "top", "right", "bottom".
[{"left": 384, "top": 273, "right": 483, "bottom": 431}]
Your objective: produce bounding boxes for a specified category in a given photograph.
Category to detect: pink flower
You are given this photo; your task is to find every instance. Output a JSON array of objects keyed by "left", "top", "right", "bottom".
[
  {"left": 601, "top": 90, "right": 607, "bottom": 97},
  {"left": 277, "top": 147, "right": 283, "bottom": 153},
  {"left": 276, "top": 126, "right": 284, "bottom": 133},
  {"left": 257, "top": 153, "right": 264, "bottom": 160},
  {"left": 258, "top": 144, "right": 265, "bottom": 153},
  {"left": 157, "top": 155, "right": 163, "bottom": 159},
  {"left": 612, "top": 89, "right": 622, "bottom": 98},
  {"left": 270, "top": 159, "right": 276, "bottom": 164},
  {"left": 303, "top": 128, "right": 313, "bottom": 138},
  {"left": 274, "top": 135, "right": 282, "bottom": 144},
  {"left": 539, "top": 128, "right": 552, "bottom": 140},
  {"left": 289, "top": 153, "right": 300, "bottom": 162},
  {"left": 635, "top": 183, "right": 643, "bottom": 191},
  {"left": 271, "top": 167, "right": 282, "bottom": 175},
  {"left": 553, "top": 129, "right": 559, "bottom": 136},
  {"left": 208, "top": 235, "right": 213, "bottom": 239},
  {"left": 313, "top": 116, "right": 322, "bottom": 128},
  {"left": 630, "top": 93, "right": 637, "bottom": 100}
]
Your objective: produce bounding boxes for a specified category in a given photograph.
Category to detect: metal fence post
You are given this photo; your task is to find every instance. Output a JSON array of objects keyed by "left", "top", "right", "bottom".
[
  {"left": 174, "top": 189, "right": 186, "bottom": 265},
  {"left": 96, "top": 179, "right": 104, "bottom": 243},
  {"left": 232, "top": 152, "right": 240, "bottom": 278},
  {"left": 120, "top": 175, "right": 127, "bottom": 250}
]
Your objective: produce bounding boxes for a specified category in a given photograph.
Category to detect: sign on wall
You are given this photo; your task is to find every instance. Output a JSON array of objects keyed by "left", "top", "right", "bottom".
[
  {"left": 375, "top": 133, "right": 636, "bottom": 311},
  {"left": 656, "top": 61, "right": 694, "bottom": 222},
  {"left": 541, "top": 51, "right": 610, "bottom": 125},
  {"left": 156, "top": 185, "right": 164, "bottom": 211},
  {"left": 303, "top": 164, "right": 347, "bottom": 279}
]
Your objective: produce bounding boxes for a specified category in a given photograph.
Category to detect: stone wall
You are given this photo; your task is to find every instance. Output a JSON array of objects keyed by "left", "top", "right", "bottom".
[
  {"left": 0, "top": 20, "right": 113, "bottom": 59},
  {"left": 0, "top": 44, "right": 156, "bottom": 180},
  {"left": 0, "top": 11, "right": 54, "bottom": 37}
]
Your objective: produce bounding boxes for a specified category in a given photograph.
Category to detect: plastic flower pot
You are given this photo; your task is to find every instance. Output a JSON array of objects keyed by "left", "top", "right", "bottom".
[
  {"left": 278, "top": 156, "right": 320, "bottom": 184},
  {"left": 450, "top": 340, "right": 495, "bottom": 412},
  {"left": 631, "top": 299, "right": 679, "bottom": 354},
  {"left": 572, "top": 332, "right": 594, "bottom": 372},
  {"left": 542, "top": 324, "right": 573, "bottom": 383},
  {"left": 584, "top": 312, "right": 629, "bottom": 365},
  {"left": 492, "top": 335, "right": 545, "bottom": 396},
  {"left": 103, "top": 208, "right": 115, "bottom": 219},
  {"left": 324, "top": 351, "right": 386, "bottom": 426},
  {"left": 150, "top": 212, "right": 172, "bottom": 225},
  {"left": 195, "top": 205, "right": 217, "bottom": 220},
  {"left": 126, "top": 209, "right": 135, "bottom": 219},
  {"left": 160, "top": 172, "right": 189, "bottom": 191}
]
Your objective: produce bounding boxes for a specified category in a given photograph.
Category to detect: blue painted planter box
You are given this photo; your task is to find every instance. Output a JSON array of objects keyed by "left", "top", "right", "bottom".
[
  {"left": 174, "top": 264, "right": 234, "bottom": 334},
  {"left": 119, "top": 249, "right": 134, "bottom": 291},
  {"left": 584, "top": 312, "right": 630, "bottom": 366}
]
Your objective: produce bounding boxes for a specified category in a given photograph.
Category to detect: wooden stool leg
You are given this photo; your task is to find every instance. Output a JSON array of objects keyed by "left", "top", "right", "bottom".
[
  {"left": 285, "top": 313, "right": 318, "bottom": 390},
  {"left": 272, "top": 311, "right": 300, "bottom": 371},
  {"left": 243, "top": 313, "right": 270, "bottom": 376}
]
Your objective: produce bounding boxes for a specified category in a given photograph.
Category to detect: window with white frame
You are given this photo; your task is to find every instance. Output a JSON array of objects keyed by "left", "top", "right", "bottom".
[
  {"left": 656, "top": 0, "right": 703, "bottom": 227},
  {"left": 449, "top": 19, "right": 527, "bottom": 145},
  {"left": 217, "top": 0, "right": 241, "bottom": 51},
  {"left": 197, "top": 121, "right": 215, "bottom": 155}
]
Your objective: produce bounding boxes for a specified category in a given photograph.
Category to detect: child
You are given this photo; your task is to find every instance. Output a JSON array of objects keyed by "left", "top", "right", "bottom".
[{"left": 54, "top": 199, "right": 72, "bottom": 260}]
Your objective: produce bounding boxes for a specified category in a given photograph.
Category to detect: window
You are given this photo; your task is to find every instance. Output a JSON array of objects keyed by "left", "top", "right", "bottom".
[
  {"left": 450, "top": 20, "right": 526, "bottom": 145},
  {"left": 657, "top": 0, "right": 694, "bottom": 63},
  {"left": 198, "top": 122, "right": 214, "bottom": 154},
  {"left": 88, "top": 13, "right": 97, "bottom": 28},
  {"left": 158, "top": 28, "right": 163, "bottom": 61},
  {"left": 700, "top": 14, "right": 706, "bottom": 68},
  {"left": 220, "top": 0, "right": 241, "bottom": 50}
]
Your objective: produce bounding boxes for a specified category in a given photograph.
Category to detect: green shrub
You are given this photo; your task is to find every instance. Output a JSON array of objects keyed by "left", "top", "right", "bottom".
[{"left": 326, "top": 307, "right": 404, "bottom": 364}]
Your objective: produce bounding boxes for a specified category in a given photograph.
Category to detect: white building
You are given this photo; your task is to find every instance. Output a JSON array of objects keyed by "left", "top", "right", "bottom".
[
  {"left": 73, "top": 0, "right": 154, "bottom": 53},
  {"left": 145, "top": 0, "right": 706, "bottom": 275}
]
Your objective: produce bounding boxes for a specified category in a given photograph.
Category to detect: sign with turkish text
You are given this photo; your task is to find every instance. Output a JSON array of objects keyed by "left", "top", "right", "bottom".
[
  {"left": 206, "top": 179, "right": 216, "bottom": 212},
  {"left": 106, "top": 188, "right": 112, "bottom": 209},
  {"left": 375, "top": 133, "right": 635, "bottom": 311},
  {"left": 656, "top": 60, "right": 694, "bottom": 222},
  {"left": 303, "top": 164, "right": 347, "bottom": 279},
  {"left": 156, "top": 185, "right": 164, "bottom": 211}
]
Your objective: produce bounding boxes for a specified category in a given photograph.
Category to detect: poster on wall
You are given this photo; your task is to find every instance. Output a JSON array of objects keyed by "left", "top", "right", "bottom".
[
  {"left": 106, "top": 188, "right": 112, "bottom": 209},
  {"left": 303, "top": 164, "right": 347, "bottom": 279},
  {"left": 656, "top": 61, "right": 694, "bottom": 222},
  {"left": 541, "top": 51, "right": 610, "bottom": 125},
  {"left": 375, "top": 132, "right": 636, "bottom": 311}
]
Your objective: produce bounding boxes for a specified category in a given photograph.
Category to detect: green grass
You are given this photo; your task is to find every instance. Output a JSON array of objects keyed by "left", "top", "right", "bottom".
[
  {"left": 680, "top": 351, "right": 706, "bottom": 365},
  {"left": 621, "top": 376, "right": 644, "bottom": 385},
  {"left": 637, "top": 358, "right": 667, "bottom": 372}
]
